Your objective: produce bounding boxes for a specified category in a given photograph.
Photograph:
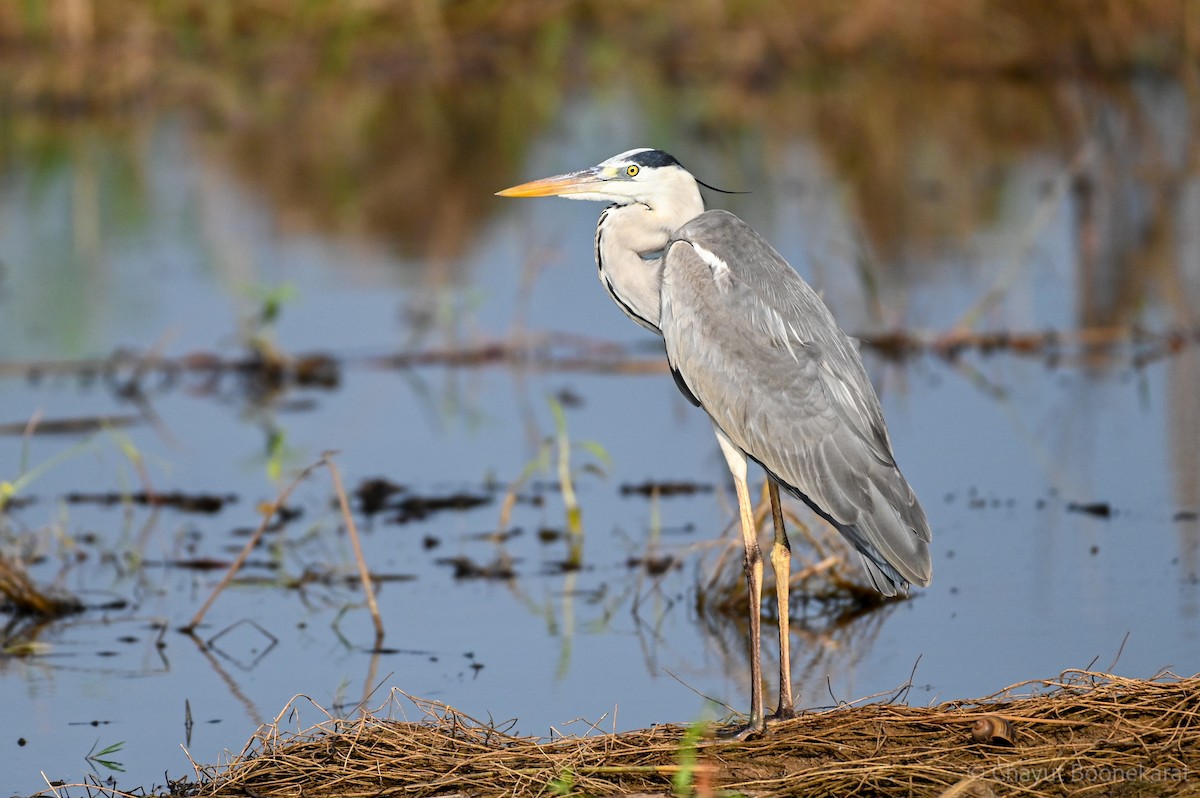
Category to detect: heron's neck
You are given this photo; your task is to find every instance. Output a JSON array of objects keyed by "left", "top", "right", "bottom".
[{"left": 594, "top": 199, "right": 703, "bottom": 333}]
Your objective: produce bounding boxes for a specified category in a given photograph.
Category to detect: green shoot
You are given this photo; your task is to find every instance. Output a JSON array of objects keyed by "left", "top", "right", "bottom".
[
  {"left": 241, "top": 281, "right": 298, "bottom": 328},
  {"left": 265, "top": 426, "right": 288, "bottom": 482},
  {"left": 1, "top": 434, "right": 99, "bottom": 511},
  {"left": 547, "top": 768, "right": 575, "bottom": 795},
  {"left": 85, "top": 739, "right": 126, "bottom": 773},
  {"left": 548, "top": 396, "right": 580, "bottom": 537},
  {"left": 672, "top": 721, "right": 706, "bottom": 796},
  {"left": 497, "top": 395, "right": 611, "bottom": 572},
  {"left": 546, "top": 394, "right": 611, "bottom": 568},
  {"left": 237, "top": 281, "right": 298, "bottom": 360},
  {"left": 496, "top": 441, "right": 551, "bottom": 532}
]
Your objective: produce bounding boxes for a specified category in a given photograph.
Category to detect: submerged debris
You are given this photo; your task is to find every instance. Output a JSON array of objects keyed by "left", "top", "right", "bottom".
[
  {"left": 291, "top": 354, "right": 341, "bottom": 387},
  {"left": 435, "top": 556, "right": 515, "bottom": 580},
  {"left": 862, "top": 325, "right": 1200, "bottom": 367},
  {"left": 619, "top": 479, "right": 714, "bottom": 497},
  {"left": 0, "top": 558, "right": 83, "bottom": 618},
  {"left": 1066, "top": 501, "right": 1113, "bottom": 518},
  {"left": 392, "top": 492, "right": 492, "bottom": 524},
  {"left": 626, "top": 553, "right": 678, "bottom": 575},
  {"left": 354, "top": 477, "right": 406, "bottom": 516},
  {"left": 2, "top": 325, "right": 1195, "bottom": 403},
  {"left": 147, "top": 557, "right": 244, "bottom": 571},
  {"left": 348, "top": 475, "right": 496, "bottom": 525},
  {"left": 0, "top": 414, "right": 141, "bottom": 436},
  {"left": 195, "top": 670, "right": 1200, "bottom": 798},
  {"left": 65, "top": 490, "right": 236, "bottom": 513}
]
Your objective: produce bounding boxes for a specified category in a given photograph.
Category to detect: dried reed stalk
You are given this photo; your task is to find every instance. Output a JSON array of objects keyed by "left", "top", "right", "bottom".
[
  {"left": 196, "top": 669, "right": 1200, "bottom": 797},
  {"left": 0, "top": 557, "right": 83, "bottom": 618}
]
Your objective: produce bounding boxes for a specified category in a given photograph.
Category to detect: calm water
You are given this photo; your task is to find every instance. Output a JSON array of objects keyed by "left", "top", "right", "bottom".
[{"left": 2, "top": 77, "right": 1198, "bottom": 795}]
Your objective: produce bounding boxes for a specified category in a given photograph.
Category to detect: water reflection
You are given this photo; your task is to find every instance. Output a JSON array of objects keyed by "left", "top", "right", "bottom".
[
  {"left": 4, "top": 75, "right": 1195, "bottom": 350},
  {"left": 1072, "top": 76, "right": 1197, "bottom": 330}
]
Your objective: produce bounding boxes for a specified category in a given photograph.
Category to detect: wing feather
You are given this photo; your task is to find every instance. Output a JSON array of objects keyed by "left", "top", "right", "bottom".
[{"left": 661, "top": 210, "right": 931, "bottom": 591}]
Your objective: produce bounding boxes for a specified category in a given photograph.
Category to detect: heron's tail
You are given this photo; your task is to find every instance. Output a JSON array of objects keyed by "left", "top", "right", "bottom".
[
  {"left": 843, "top": 479, "right": 932, "bottom": 596},
  {"left": 761, "top": 460, "right": 932, "bottom": 596}
]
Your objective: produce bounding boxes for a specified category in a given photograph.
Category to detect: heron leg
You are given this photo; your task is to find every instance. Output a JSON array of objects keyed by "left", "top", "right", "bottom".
[
  {"left": 768, "top": 480, "right": 796, "bottom": 721},
  {"left": 714, "top": 428, "right": 765, "bottom": 740}
]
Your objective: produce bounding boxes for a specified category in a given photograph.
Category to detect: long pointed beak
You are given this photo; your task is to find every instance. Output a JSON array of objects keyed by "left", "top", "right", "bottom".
[{"left": 495, "top": 167, "right": 605, "bottom": 198}]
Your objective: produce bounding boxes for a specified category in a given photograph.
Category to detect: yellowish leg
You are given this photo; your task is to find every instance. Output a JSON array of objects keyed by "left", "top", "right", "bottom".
[
  {"left": 731, "top": 470, "right": 765, "bottom": 736},
  {"left": 714, "top": 426, "right": 765, "bottom": 739},
  {"left": 768, "top": 480, "right": 795, "bottom": 720}
]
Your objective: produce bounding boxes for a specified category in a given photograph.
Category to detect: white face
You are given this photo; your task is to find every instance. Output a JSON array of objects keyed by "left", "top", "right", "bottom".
[
  {"left": 497, "top": 148, "right": 703, "bottom": 218},
  {"left": 554, "top": 149, "right": 661, "bottom": 204},
  {"left": 571, "top": 149, "right": 700, "bottom": 207}
]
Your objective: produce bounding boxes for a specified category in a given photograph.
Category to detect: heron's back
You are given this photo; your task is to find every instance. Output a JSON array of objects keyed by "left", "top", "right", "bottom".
[{"left": 660, "top": 210, "right": 931, "bottom": 594}]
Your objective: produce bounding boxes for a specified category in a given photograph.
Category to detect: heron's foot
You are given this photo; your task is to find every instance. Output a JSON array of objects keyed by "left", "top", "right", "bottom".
[
  {"left": 767, "top": 705, "right": 796, "bottom": 723},
  {"left": 713, "top": 718, "right": 766, "bottom": 742}
]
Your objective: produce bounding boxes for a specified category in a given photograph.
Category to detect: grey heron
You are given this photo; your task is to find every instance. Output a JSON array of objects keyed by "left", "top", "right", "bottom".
[{"left": 497, "top": 148, "right": 931, "bottom": 738}]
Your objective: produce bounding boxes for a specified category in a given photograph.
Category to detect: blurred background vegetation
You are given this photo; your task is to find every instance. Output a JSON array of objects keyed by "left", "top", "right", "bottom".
[{"left": 0, "top": 0, "right": 1196, "bottom": 297}]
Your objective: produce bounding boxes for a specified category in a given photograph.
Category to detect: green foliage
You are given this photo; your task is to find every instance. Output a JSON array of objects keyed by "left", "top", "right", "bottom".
[
  {"left": 238, "top": 281, "right": 298, "bottom": 357},
  {"left": 547, "top": 768, "right": 574, "bottom": 795},
  {"left": 546, "top": 394, "right": 610, "bottom": 567},
  {"left": 264, "top": 426, "right": 288, "bottom": 483},
  {"left": 1, "top": 434, "right": 97, "bottom": 511},
  {"left": 671, "top": 721, "right": 706, "bottom": 796},
  {"left": 0, "top": 423, "right": 155, "bottom": 520},
  {"left": 500, "top": 394, "right": 611, "bottom": 555},
  {"left": 547, "top": 394, "right": 611, "bottom": 512},
  {"left": 85, "top": 739, "right": 126, "bottom": 773}
]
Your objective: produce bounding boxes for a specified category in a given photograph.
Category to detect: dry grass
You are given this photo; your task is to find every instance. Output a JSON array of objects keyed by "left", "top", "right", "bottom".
[
  {"left": 195, "top": 669, "right": 1200, "bottom": 797},
  {"left": 0, "top": 557, "right": 83, "bottom": 618}
]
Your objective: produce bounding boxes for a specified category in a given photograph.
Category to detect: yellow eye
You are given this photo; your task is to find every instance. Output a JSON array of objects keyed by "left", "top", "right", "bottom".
[{"left": 626, "top": 165, "right": 639, "bottom": 177}]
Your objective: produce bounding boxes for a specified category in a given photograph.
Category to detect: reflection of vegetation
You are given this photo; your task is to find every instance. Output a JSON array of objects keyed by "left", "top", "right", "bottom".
[
  {"left": 1, "top": 2, "right": 1188, "bottom": 75},
  {"left": 0, "top": 556, "right": 84, "bottom": 624},
  {"left": 1, "top": 433, "right": 91, "bottom": 511},
  {"left": 233, "top": 282, "right": 303, "bottom": 480},
  {"left": 548, "top": 394, "right": 610, "bottom": 567},
  {"left": 85, "top": 739, "right": 126, "bottom": 774},
  {"left": 237, "top": 281, "right": 297, "bottom": 361},
  {"left": 0, "top": 116, "right": 151, "bottom": 357},
  {"left": 1, "top": 1, "right": 1192, "bottom": 272},
  {"left": 499, "top": 395, "right": 609, "bottom": 569},
  {"left": 1, "top": 1, "right": 1196, "bottom": 398},
  {"left": 488, "top": 395, "right": 611, "bottom": 683},
  {"left": 698, "top": 572, "right": 903, "bottom": 714},
  {"left": 694, "top": 489, "right": 910, "bottom": 711}
]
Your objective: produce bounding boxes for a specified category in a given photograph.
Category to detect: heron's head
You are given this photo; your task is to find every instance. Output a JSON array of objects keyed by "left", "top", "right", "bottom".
[{"left": 497, "top": 148, "right": 705, "bottom": 218}]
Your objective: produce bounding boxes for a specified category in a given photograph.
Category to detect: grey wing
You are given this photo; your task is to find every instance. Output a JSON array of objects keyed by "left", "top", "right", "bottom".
[{"left": 661, "top": 210, "right": 931, "bottom": 593}]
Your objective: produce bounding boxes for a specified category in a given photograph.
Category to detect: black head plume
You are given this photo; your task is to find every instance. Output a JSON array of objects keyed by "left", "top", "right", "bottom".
[{"left": 628, "top": 148, "right": 750, "bottom": 195}]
